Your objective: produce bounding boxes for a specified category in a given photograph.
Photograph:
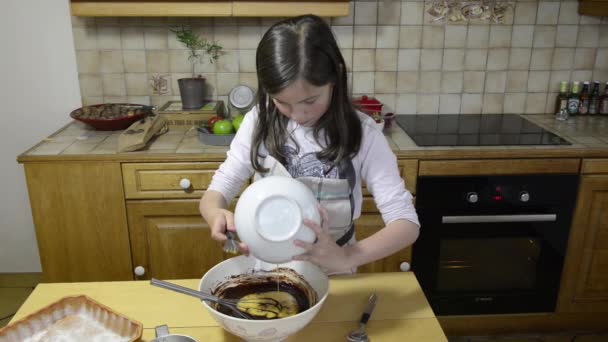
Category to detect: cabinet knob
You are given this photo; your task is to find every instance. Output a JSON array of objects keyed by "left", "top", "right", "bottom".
[
  {"left": 179, "top": 178, "right": 192, "bottom": 189},
  {"left": 134, "top": 266, "right": 146, "bottom": 276},
  {"left": 399, "top": 262, "right": 411, "bottom": 272}
]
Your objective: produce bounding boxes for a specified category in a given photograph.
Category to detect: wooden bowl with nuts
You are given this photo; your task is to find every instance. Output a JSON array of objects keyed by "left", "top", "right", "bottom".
[{"left": 70, "top": 103, "right": 154, "bottom": 130}]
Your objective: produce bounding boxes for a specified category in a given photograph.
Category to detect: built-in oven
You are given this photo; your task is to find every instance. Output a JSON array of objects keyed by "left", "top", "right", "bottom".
[{"left": 412, "top": 174, "right": 579, "bottom": 315}]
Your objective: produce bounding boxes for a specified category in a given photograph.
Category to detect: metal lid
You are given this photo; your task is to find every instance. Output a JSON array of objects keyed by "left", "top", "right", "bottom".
[{"left": 229, "top": 85, "right": 255, "bottom": 109}]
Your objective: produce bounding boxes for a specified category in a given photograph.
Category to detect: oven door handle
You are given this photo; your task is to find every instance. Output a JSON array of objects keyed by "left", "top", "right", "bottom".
[{"left": 441, "top": 214, "right": 557, "bottom": 224}]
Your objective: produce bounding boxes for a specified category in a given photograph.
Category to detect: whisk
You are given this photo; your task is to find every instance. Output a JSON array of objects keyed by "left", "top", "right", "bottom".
[
  {"left": 223, "top": 230, "right": 240, "bottom": 255},
  {"left": 150, "top": 278, "right": 283, "bottom": 319}
]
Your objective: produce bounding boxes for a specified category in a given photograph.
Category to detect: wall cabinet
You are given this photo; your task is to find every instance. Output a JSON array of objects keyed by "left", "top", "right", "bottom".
[{"left": 579, "top": 0, "right": 608, "bottom": 16}]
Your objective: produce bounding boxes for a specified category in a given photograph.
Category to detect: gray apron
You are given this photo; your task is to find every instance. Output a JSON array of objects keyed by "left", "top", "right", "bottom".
[{"left": 253, "top": 154, "right": 356, "bottom": 247}]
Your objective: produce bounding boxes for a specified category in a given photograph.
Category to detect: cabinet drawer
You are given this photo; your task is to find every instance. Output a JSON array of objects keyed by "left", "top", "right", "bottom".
[{"left": 123, "top": 162, "right": 246, "bottom": 199}]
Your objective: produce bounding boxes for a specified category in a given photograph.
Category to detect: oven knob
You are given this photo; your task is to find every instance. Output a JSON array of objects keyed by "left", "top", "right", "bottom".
[
  {"left": 519, "top": 191, "right": 530, "bottom": 202},
  {"left": 466, "top": 192, "right": 478, "bottom": 203}
]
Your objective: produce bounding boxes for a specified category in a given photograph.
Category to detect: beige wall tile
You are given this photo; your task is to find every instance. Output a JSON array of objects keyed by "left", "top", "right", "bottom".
[
  {"left": 217, "top": 73, "right": 239, "bottom": 96},
  {"left": 377, "top": 26, "right": 399, "bottom": 48},
  {"left": 485, "top": 71, "right": 507, "bottom": 93},
  {"left": 444, "top": 26, "right": 467, "bottom": 48},
  {"left": 439, "top": 94, "right": 461, "bottom": 114},
  {"left": 552, "top": 48, "right": 575, "bottom": 70},
  {"left": 375, "top": 94, "right": 396, "bottom": 112},
  {"left": 443, "top": 49, "right": 465, "bottom": 71},
  {"left": 342, "top": 48, "right": 353, "bottom": 71},
  {"left": 416, "top": 94, "right": 439, "bottom": 114},
  {"left": 127, "top": 96, "right": 150, "bottom": 105},
  {"left": 397, "top": 71, "right": 419, "bottom": 93},
  {"left": 76, "top": 51, "right": 100, "bottom": 73},
  {"left": 465, "top": 49, "right": 488, "bottom": 71},
  {"left": 441, "top": 71, "right": 463, "bottom": 93},
  {"left": 599, "top": 26, "right": 608, "bottom": 47},
  {"left": 100, "top": 50, "right": 124, "bottom": 73},
  {"left": 353, "top": 49, "right": 376, "bottom": 71},
  {"left": 464, "top": 71, "right": 485, "bottom": 92},
  {"left": 354, "top": 25, "right": 377, "bottom": 48},
  {"left": 572, "top": 70, "right": 593, "bottom": 82},
  {"left": 525, "top": 93, "right": 547, "bottom": 113},
  {"left": 144, "top": 27, "right": 168, "bottom": 49},
  {"left": 352, "top": 72, "right": 375, "bottom": 94},
  {"left": 214, "top": 26, "right": 238, "bottom": 49},
  {"left": 549, "top": 70, "right": 571, "bottom": 92},
  {"left": 79, "top": 74, "right": 103, "bottom": 97},
  {"left": 102, "top": 74, "right": 126, "bottom": 96},
  {"left": 378, "top": 0, "right": 401, "bottom": 25},
  {"left": 514, "top": 2, "right": 538, "bottom": 25},
  {"left": 71, "top": 16, "right": 95, "bottom": 27},
  {"left": 146, "top": 51, "right": 169, "bottom": 73},
  {"left": 530, "top": 48, "right": 554, "bottom": 70},
  {"left": 401, "top": 2, "right": 424, "bottom": 25},
  {"left": 528, "top": 70, "right": 551, "bottom": 92},
  {"left": 504, "top": 93, "right": 527, "bottom": 113},
  {"left": 533, "top": 26, "right": 557, "bottom": 48},
  {"left": 420, "top": 49, "right": 443, "bottom": 71},
  {"left": 574, "top": 48, "right": 596, "bottom": 69},
  {"left": 239, "top": 73, "right": 258, "bottom": 90},
  {"left": 375, "top": 49, "right": 398, "bottom": 71},
  {"left": 397, "top": 93, "right": 417, "bottom": 114},
  {"left": 482, "top": 94, "right": 504, "bottom": 114},
  {"left": 103, "top": 96, "right": 128, "bottom": 104},
  {"left": 140, "top": 18, "right": 168, "bottom": 26},
  {"left": 332, "top": 1, "right": 354, "bottom": 25},
  {"left": 577, "top": 25, "right": 600, "bottom": 47},
  {"left": 398, "top": 49, "right": 421, "bottom": 70},
  {"left": 595, "top": 48, "right": 608, "bottom": 69},
  {"left": 374, "top": 72, "right": 397, "bottom": 93},
  {"left": 467, "top": 26, "right": 490, "bottom": 48},
  {"left": 399, "top": 26, "right": 422, "bottom": 48},
  {"left": 73, "top": 26, "right": 98, "bottom": 50},
  {"left": 559, "top": 2, "right": 580, "bottom": 25},
  {"left": 422, "top": 26, "right": 445, "bottom": 48},
  {"left": 237, "top": 17, "right": 260, "bottom": 26},
  {"left": 238, "top": 50, "right": 256, "bottom": 73},
  {"left": 202, "top": 73, "right": 217, "bottom": 99},
  {"left": 355, "top": 1, "right": 378, "bottom": 25},
  {"left": 333, "top": 26, "right": 354, "bottom": 49},
  {"left": 81, "top": 96, "right": 103, "bottom": 105},
  {"left": 487, "top": 49, "right": 509, "bottom": 70},
  {"left": 97, "top": 27, "right": 121, "bottom": 49},
  {"left": 216, "top": 49, "right": 239, "bottom": 73},
  {"left": 125, "top": 73, "right": 148, "bottom": 96},
  {"left": 509, "top": 48, "right": 532, "bottom": 70},
  {"left": 461, "top": 94, "right": 483, "bottom": 114},
  {"left": 168, "top": 50, "right": 191, "bottom": 73},
  {"left": 238, "top": 26, "right": 261, "bottom": 49},
  {"left": 511, "top": 25, "right": 535, "bottom": 47},
  {"left": 507, "top": 70, "right": 529, "bottom": 92},
  {"left": 419, "top": 71, "right": 441, "bottom": 93},
  {"left": 537, "top": 2, "right": 560, "bottom": 25},
  {"left": 123, "top": 50, "right": 146, "bottom": 73},
  {"left": 489, "top": 26, "right": 512, "bottom": 48},
  {"left": 556, "top": 25, "right": 578, "bottom": 47},
  {"left": 121, "top": 27, "right": 145, "bottom": 49},
  {"left": 580, "top": 15, "right": 602, "bottom": 25},
  {"left": 213, "top": 17, "right": 238, "bottom": 26}
]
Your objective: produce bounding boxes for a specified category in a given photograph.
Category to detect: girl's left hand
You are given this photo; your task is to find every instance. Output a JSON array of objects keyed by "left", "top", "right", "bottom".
[{"left": 292, "top": 205, "right": 351, "bottom": 273}]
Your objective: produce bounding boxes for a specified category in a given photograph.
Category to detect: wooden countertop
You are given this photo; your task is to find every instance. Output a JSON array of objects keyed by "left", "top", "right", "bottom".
[
  {"left": 17, "top": 114, "right": 608, "bottom": 162},
  {"left": 9, "top": 272, "right": 447, "bottom": 341}
]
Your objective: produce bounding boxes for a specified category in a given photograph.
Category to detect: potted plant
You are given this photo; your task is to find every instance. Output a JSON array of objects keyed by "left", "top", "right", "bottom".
[{"left": 171, "top": 26, "right": 222, "bottom": 109}]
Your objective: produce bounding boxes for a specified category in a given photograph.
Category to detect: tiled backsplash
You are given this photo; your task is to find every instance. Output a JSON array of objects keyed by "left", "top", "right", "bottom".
[{"left": 72, "top": 0, "right": 608, "bottom": 114}]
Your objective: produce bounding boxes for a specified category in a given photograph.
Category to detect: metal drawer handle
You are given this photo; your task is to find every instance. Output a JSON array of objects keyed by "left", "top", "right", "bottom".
[{"left": 441, "top": 214, "right": 557, "bottom": 224}]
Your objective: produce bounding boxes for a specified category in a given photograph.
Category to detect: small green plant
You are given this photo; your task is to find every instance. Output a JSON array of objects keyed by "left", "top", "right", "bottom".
[{"left": 171, "top": 26, "right": 222, "bottom": 77}]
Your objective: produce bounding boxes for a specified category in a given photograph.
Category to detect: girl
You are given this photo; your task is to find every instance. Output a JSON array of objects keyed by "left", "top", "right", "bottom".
[{"left": 200, "top": 14, "right": 419, "bottom": 274}]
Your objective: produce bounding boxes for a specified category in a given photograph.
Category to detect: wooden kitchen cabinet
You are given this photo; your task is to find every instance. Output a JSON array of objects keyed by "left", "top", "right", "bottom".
[
  {"left": 127, "top": 199, "right": 236, "bottom": 280},
  {"left": 558, "top": 174, "right": 608, "bottom": 312},
  {"left": 355, "top": 214, "right": 412, "bottom": 273},
  {"left": 579, "top": 0, "right": 608, "bottom": 16}
]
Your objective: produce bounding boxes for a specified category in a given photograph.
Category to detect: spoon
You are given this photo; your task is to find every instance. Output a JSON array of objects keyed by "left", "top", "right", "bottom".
[{"left": 346, "top": 293, "right": 377, "bottom": 342}]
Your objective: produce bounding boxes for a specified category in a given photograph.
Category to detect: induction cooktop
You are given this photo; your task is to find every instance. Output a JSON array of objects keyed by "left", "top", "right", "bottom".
[{"left": 394, "top": 114, "right": 571, "bottom": 147}]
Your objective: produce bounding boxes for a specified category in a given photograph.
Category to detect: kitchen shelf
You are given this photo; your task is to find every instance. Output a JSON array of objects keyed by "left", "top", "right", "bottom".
[{"left": 70, "top": 1, "right": 350, "bottom": 17}]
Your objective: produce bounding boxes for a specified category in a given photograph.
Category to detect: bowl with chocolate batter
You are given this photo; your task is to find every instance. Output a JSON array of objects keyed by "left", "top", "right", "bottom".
[{"left": 198, "top": 255, "right": 329, "bottom": 342}]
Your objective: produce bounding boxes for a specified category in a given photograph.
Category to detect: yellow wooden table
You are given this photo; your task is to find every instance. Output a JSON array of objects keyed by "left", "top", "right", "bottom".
[{"left": 11, "top": 272, "right": 447, "bottom": 341}]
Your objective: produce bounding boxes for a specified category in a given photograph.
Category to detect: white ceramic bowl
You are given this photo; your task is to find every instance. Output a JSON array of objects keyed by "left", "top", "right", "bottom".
[
  {"left": 234, "top": 176, "right": 320, "bottom": 264},
  {"left": 199, "top": 255, "right": 330, "bottom": 342}
]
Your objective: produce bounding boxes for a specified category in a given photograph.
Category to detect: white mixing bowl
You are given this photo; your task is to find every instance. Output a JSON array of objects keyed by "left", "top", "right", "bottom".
[{"left": 198, "top": 255, "right": 329, "bottom": 342}]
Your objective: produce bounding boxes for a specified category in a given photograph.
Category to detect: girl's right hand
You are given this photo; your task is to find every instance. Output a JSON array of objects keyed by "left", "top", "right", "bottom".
[{"left": 208, "top": 208, "right": 250, "bottom": 255}]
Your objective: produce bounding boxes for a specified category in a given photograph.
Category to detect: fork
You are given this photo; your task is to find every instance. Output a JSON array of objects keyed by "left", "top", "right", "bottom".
[{"left": 223, "top": 231, "right": 240, "bottom": 255}]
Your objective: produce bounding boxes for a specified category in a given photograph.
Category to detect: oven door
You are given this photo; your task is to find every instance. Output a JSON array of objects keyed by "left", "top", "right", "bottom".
[{"left": 413, "top": 212, "right": 566, "bottom": 315}]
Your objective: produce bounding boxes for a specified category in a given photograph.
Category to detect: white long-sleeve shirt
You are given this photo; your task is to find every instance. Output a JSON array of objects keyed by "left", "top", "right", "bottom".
[{"left": 208, "top": 107, "right": 419, "bottom": 228}]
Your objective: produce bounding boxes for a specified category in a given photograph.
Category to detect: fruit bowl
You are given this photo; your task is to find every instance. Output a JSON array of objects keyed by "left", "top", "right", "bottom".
[
  {"left": 199, "top": 255, "right": 329, "bottom": 342},
  {"left": 70, "top": 103, "right": 153, "bottom": 130},
  {"left": 197, "top": 126, "right": 235, "bottom": 146}
]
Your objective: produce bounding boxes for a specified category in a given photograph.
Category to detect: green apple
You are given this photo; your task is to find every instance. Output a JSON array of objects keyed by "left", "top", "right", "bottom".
[
  {"left": 212, "top": 120, "right": 234, "bottom": 135},
  {"left": 232, "top": 114, "right": 245, "bottom": 131}
]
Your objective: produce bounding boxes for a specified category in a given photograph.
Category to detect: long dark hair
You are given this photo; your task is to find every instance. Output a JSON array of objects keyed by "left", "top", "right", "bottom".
[{"left": 250, "top": 14, "right": 362, "bottom": 173}]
